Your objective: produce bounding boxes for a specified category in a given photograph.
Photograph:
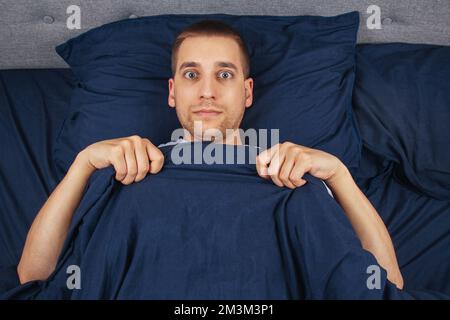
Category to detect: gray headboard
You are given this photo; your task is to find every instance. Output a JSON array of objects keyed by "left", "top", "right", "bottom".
[{"left": 1, "top": 0, "right": 449, "bottom": 69}]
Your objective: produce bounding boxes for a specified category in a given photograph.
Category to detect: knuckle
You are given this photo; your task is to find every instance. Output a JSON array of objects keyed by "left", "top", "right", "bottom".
[
  {"left": 269, "top": 164, "right": 280, "bottom": 175},
  {"left": 112, "top": 145, "right": 123, "bottom": 155},
  {"left": 133, "top": 136, "right": 144, "bottom": 144},
  {"left": 273, "top": 179, "right": 283, "bottom": 187},
  {"left": 289, "top": 173, "right": 301, "bottom": 182},
  {"left": 279, "top": 170, "right": 289, "bottom": 181},
  {"left": 281, "top": 142, "right": 292, "bottom": 149},
  {"left": 124, "top": 173, "right": 134, "bottom": 180},
  {"left": 269, "top": 170, "right": 278, "bottom": 177},
  {"left": 121, "top": 139, "right": 132, "bottom": 148},
  {"left": 116, "top": 169, "right": 126, "bottom": 177},
  {"left": 144, "top": 138, "right": 154, "bottom": 146},
  {"left": 140, "top": 138, "right": 149, "bottom": 147},
  {"left": 138, "top": 167, "right": 149, "bottom": 176},
  {"left": 153, "top": 152, "right": 164, "bottom": 162},
  {"left": 140, "top": 161, "right": 150, "bottom": 170},
  {"left": 289, "top": 145, "right": 300, "bottom": 154},
  {"left": 270, "top": 174, "right": 281, "bottom": 183},
  {"left": 294, "top": 150, "right": 304, "bottom": 160}
]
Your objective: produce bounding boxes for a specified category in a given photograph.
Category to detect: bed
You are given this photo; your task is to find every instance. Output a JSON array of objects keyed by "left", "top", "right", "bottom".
[{"left": 0, "top": 0, "right": 449, "bottom": 299}]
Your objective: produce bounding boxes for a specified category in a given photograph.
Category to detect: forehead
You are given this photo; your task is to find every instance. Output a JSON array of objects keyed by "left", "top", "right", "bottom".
[{"left": 177, "top": 36, "right": 242, "bottom": 68}]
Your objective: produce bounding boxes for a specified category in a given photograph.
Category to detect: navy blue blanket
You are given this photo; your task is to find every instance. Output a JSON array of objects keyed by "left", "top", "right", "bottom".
[{"left": 1, "top": 143, "right": 446, "bottom": 299}]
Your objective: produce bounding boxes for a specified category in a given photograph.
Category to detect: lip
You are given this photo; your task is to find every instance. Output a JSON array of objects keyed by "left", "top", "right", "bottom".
[{"left": 193, "top": 109, "right": 222, "bottom": 117}]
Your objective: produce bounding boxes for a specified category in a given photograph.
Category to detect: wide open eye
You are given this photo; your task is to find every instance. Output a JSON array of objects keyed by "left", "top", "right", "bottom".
[
  {"left": 184, "top": 71, "right": 198, "bottom": 80},
  {"left": 218, "top": 71, "right": 233, "bottom": 79}
]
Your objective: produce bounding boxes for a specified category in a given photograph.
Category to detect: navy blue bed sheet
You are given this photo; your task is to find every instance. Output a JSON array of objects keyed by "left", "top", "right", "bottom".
[
  {"left": 0, "top": 57, "right": 449, "bottom": 298},
  {"left": 0, "top": 69, "right": 76, "bottom": 268},
  {"left": 349, "top": 43, "right": 450, "bottom": 295},
  {"left": 350, "top": 146, "right": 450, "bottom": 295},
  {"left": 353, "top": 44, "right": 450, "bottom": 200}
]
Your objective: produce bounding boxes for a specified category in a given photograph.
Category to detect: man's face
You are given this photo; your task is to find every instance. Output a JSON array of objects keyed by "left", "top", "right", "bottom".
[{"left": 168, "top": 36, "right": 253, "bottom": 142}]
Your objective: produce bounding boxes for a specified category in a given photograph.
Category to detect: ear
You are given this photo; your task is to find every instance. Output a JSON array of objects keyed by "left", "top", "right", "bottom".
[
  {"left": 168, "top": 78, "right": 175, "bottom": 108},
  {"left": 244, "top": 77, "right": 254, "bottom": 109}
]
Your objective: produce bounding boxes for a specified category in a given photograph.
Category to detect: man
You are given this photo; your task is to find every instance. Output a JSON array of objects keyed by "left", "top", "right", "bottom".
[{"left": 17, "top": 20, "right": 403, "bottom": 289}]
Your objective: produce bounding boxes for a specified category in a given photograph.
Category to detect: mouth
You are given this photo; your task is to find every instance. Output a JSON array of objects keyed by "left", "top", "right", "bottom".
[{"left": 192, "top": 108, "right": 222, "bottom": 118}]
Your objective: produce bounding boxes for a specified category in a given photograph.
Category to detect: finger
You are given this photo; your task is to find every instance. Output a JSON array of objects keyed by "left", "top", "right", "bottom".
[
  {"left": 268, "top": 150, "right": 285, "bottom": 187},
  {"left": 256, "top": 145, "right": 278, "bottom": 179},
  {"left": 121, "top": 141, "right": 138, "bottom": 185},
  {"left": 145, "top": 140, "right": 164, "bottom": 174},
  {"left": 256, "top": 152, "right": 270, "bottom": 180},
  {"left": 134, "top": 141, "right": 150, "bottom": 182},
  {"left": 289, "top": 160, "right": 308, "bottom": 187},
  {"left": 111, "top": 147, "right": 127, "bottom": 181},
  {"left": 279, "top": 154, "right": 296, "bottom": 189}
]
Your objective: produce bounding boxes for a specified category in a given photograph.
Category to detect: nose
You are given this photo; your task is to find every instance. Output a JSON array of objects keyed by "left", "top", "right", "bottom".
[{"left": 198, "top": 74, "right": 217, "bottom": 100}]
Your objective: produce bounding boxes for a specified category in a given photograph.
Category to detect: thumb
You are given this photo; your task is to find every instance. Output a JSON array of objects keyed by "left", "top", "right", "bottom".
[
  {"left": 256, "top": 146, "right": 276, "bottom": 179},
  {"left": 146, "top": 142, "right": 165, "bottom": 174}
]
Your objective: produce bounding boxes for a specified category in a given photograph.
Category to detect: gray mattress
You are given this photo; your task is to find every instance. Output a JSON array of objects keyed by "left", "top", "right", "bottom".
[{"left": 0, "top": 0, "right": 449, "bottom": 69}]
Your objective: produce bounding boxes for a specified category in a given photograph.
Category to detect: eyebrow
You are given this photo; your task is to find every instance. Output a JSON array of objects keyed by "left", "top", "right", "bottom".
[{"left": 178, "top": 61, "right": 239, "bottom": 72}]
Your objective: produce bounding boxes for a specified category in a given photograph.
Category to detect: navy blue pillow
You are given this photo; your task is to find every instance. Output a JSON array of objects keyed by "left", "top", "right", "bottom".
[
  {"left": 353, "top": 43, "right": 450, "bottom": 200},
  {"left": 54, "top": 12, "right": 361, "bottom": 177}
]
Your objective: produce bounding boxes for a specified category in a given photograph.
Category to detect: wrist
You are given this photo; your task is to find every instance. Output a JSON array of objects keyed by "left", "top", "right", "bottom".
[
  {"left": 324, "top": 161, "right": 350, "bottom": 189},
  {"left": 69, "top": 150, "right": 96, "bottom": 179}
]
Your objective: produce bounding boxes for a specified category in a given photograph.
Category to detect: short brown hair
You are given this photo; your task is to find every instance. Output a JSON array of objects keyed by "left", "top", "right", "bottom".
[{"left": 171, "top": 19, "right": 250, "bottom": 79}]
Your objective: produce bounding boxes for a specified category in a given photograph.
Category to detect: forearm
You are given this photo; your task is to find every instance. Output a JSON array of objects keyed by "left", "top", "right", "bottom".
[
  {"left": 325, "top": 164, "right": 404, "bottom": 289},
  {"left": 17, "top": 151, "right": 95, "bottom": 284}
]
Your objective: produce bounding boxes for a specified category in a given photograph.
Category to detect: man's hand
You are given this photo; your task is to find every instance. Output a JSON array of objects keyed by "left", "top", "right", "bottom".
[
  {"left": 255, "top": 142, "right": 344, "bottom": 189},
  {"left": 79, "top": 135, "right": 164, "bottom": 185}
]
